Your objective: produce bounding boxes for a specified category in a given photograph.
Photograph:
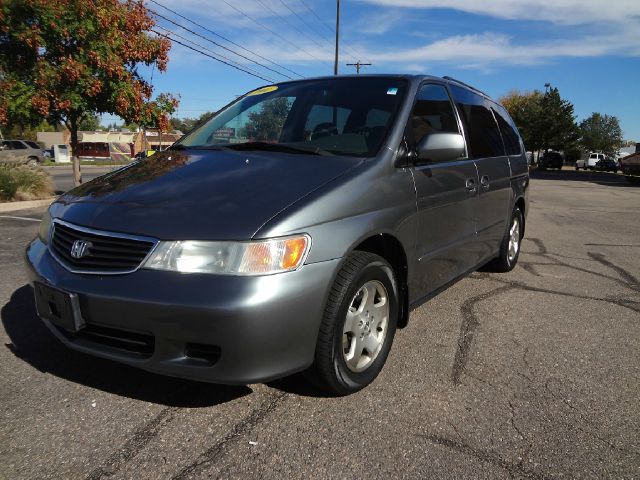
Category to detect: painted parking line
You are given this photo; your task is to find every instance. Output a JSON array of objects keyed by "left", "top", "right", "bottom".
[{"left": 0, "top": 215, "right": 41, "bottom": 222}]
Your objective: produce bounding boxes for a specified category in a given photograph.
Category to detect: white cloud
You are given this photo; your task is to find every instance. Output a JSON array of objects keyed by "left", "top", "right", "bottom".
[
  {"left": 150, "top": 0, "right": 640, "bottom": 76},
  {"left": 356, "top": 0, "right": 640, "bottom": 25},
  {"left": 352, "top": 9, "right": 406, "bottom": 35},
  {"left": 244, "top": 26, "right": 640, "bottom": 69}
]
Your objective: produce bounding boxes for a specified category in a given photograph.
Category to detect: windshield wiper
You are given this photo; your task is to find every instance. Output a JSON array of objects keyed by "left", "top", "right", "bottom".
[
  {"left": 225, "top": 142, "right": 331, "bottom": 156},
  {"left": 170, "top": 144, "right": 230, "bottom": 151}
]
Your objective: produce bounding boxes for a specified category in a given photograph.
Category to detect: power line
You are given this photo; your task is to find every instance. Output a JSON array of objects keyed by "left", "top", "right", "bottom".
[
  {"left": 150, "top": 9, "right": 291, "bottom": 80},
  {"left": 220, "top": 0, "right": 325, "bottom": 63},
  {"left": 278, "top": 0, "right": 336, "bottom": 49},
  {"left": 254, "top": 0, "right": 328, "bottom": 53},
  {"left": 146, "top": 0, "right": 301, "bottom": 78},
  {"left": 151, "top": 29, "right": 275, "bottom": 83},
  {"left": 297, "top": 0, "right": 372, "bottom": 65},
  {"left": 154, "top": 25, "right": 277, "bottom": 82}
]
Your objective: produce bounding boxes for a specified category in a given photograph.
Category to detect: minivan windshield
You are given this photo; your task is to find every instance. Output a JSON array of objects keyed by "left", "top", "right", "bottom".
[{"left": 176, "top": 77, "right": 408, "bottom": 157}]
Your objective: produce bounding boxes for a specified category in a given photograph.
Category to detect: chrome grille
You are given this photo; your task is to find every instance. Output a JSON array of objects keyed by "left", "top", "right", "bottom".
[{"left": 50, "top": 220, "right": 156, "bottom": 274}]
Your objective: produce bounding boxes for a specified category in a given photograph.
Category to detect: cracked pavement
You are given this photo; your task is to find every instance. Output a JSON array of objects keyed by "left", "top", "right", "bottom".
[{"left": 1, "top": 171, "right": 639, "bottom": 479}]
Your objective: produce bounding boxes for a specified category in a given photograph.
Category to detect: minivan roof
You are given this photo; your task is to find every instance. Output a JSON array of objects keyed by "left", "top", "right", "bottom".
[{"left": 271, "top": 74, "right": 492, "bottom": 101}]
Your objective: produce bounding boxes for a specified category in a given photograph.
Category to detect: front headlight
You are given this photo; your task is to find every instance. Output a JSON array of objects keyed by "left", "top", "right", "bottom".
[
  {"left": 38, "top": 210, "right": 52, "bottom": 244},
  {"left": 143, "top": 234, "right": 311, "bottom": 275}
]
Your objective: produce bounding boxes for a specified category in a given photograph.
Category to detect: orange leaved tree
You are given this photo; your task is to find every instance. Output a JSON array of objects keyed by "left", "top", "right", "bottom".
[{"left": 0, "top": 0, "right": 178, "bottom": 185}]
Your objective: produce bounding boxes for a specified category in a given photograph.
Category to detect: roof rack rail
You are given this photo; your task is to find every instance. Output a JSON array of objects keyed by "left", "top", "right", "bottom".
[{"left": 442, "top": 76, "right": 490, "bottom": 98}]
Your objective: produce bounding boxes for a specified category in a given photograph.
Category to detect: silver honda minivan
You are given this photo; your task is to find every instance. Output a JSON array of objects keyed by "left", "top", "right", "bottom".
[{"left": 26, "top": 75, "right": 528, "bottom": 394}]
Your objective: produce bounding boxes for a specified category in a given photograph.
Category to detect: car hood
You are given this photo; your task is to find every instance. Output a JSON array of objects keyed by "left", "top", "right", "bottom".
[{"left": 52, "top": 149, "right": 362, "bottom": 240}]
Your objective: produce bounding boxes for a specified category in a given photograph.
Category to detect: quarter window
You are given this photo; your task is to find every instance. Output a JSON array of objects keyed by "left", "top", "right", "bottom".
[
  {"left": 7, "top": 141, "right": 27, "bottom": 150},
  {"left": 450, "top": 85, "right": 504, "bottom": 159},
  {"left": 492, "top": 105, "right": 522, "bottom": 156}
]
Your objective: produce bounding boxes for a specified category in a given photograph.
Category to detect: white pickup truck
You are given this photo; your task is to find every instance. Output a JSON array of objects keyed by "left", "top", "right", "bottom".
[{"left": 576, "top": 152, "right": 605, "bottom": 170}]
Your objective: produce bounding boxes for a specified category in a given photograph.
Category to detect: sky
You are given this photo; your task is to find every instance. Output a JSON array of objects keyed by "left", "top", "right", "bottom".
[{"left": 104, "top": 0, "right": 640, "bottom": 140}]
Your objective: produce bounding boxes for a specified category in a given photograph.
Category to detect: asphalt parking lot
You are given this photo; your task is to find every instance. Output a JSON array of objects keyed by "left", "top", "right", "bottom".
[{"left": 1, "top": 170, "right": 638, "bottom": 479}]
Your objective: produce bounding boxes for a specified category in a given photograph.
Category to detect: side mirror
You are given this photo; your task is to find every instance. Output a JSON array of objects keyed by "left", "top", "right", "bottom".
[{"left": 416, "top": 132, "right": 465, "bottom": 164}]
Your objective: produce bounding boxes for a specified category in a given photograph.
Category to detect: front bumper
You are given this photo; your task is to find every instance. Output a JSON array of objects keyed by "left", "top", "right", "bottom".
[{"left": 25, "top": 238, "right": 340, "bottom": 384}]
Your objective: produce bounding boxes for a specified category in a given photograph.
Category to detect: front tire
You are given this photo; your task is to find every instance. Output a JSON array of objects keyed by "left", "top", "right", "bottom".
[
  {"left": 310, "top": 251, "right": 398, "bottom": 395},
  {"left": 484, "top": 207, "right": 523, "bottom": 273}
]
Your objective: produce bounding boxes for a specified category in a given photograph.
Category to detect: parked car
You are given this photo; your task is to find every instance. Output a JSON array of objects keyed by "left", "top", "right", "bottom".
[
  {"left": 595, "top": 157, "right": 618, "bottom": 173},
  {"left": 576, "top": 152, "right": 605, "bottom": 170},
  {"left": 538, "top": 151, "right": 563, "bottom": 170},
  {"left": 26, "top": 75, "right": 529, "bottom": 394},
  {"left": 0, "top": 139, "right": 45, "bottom": 166}
]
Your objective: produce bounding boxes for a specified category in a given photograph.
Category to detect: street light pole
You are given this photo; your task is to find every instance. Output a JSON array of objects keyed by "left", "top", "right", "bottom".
[{"left": 334, "top": 0, "right": 340, "bottom": 75}]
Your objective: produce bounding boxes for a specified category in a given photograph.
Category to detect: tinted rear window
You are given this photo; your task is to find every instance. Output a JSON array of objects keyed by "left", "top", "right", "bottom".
[
  {"left": 450, "top": 85, "right": 504, "bottom": 159},
  {"left": 492, "top": 105, "right": 522, "bottom": 156}
]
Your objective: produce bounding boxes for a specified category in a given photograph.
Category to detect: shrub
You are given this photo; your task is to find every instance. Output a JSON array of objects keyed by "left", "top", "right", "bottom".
[{"left": 0, "top": 163, "right": 54, "bottom": 202}]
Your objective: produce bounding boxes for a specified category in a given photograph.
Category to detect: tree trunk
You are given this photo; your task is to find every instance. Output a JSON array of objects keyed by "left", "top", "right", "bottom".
[{"left": 69, "top": 116, "right": 82, "bottom": 186}]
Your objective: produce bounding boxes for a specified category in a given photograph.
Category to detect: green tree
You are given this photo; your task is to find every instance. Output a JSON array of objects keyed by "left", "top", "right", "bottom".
[
  {"left": 579, "top": 113, "right": 623, "bottom": 156},
  {"left": 541, "top": 87, "right": 579, "bottom": 152},
  {"left": 500, "top": 90, "right": 545, "bottom": 153},
  {"left": 243, "top": 98, "right": 291, "bottom": 141},
  {"left": 1, "top": 119, "right": 61, "bottom": 141},
  {"left": 78, "top": 114, "right": 101, "bottom": 131},
  {"left": 171, "top": 111, "right": 215, "bottom": 134},
  {"left": 0, "top": 0, "right": 178, "bottom": 185},
  {"left": 171, "top": 117, "right": 196, "bottom": 133},
  {"left": 501, "top": 87, "right": 578, "bottom": 158}
]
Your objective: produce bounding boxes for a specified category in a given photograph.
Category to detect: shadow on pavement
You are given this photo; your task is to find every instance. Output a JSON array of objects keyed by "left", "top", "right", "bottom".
[
  {"left": 1, "top": 285, "right": 251, "bottom": 408},
  {"left": 531, "top": 169, "right": 640, "bottom": 187}
]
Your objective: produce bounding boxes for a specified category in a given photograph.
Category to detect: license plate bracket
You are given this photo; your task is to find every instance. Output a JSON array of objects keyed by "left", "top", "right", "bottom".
[{"left": 34, "top": 282, "right": 85, "bottom": 332}]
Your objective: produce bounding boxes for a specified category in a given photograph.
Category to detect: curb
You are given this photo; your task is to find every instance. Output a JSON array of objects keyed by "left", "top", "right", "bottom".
[{"left": 0, "top": 197, "right": 56, "bottom": 213}]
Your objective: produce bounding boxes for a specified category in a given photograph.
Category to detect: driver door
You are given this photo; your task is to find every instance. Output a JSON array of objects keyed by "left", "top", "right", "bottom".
[{"left": 408, "top": 83, "right": 480, "bottom": 295}]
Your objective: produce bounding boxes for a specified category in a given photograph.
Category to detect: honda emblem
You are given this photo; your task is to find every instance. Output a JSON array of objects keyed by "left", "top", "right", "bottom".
[{"left": 70, "top": 240, "right": 91, "bottom": 259}]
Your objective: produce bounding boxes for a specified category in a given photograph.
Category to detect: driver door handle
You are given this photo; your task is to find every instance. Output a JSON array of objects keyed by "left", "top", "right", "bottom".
[
  {"left": 480, "top": 175, "right": 490, "bottom": 190},
  {"left": 465, "top": 178, "right": 477, "bottom": 194}
]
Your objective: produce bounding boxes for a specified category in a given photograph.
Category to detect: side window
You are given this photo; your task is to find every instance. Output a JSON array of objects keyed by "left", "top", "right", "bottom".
[
  {"left": 492, "top": 105, "right": 522, "bottom": 156},
  {"left": 1, "top": 141, "right": 11, "bottom": 150},
  {"left": 11, "top": 141, "right": 27, "bottom": 150},
  {"left": 409, "top": 84, "right": 459, "bottom": 147},
  {"left": 450, "top": 85, "right": 504, "bottom": 159}
]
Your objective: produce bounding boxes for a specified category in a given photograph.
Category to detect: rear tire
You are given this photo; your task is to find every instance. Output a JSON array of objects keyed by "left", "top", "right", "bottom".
[
  {"left": 484, "top": 207, "right": 523, "bottom": 273},
  {"left": 309, "top": 251, "right": 398, "bottom": 395},
  {"left": 26, "top": 157, "right": 39, "bottom": 167}
]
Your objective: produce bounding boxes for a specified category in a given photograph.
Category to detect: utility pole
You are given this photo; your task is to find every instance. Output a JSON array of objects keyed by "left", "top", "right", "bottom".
[
  {"left": 346, "top": 61, "right": 372, "bottom": 74},
  {"left": 333, "top": 0, "right": 340, "bottom": 75}
]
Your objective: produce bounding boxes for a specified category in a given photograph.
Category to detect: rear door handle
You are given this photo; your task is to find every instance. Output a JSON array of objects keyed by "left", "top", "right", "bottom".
[
  {"left": 465, "top": 178, "right": 477, "bottom": 193},
  {"left": 480, "top": 175, "right": 490, "bottom": 190}
]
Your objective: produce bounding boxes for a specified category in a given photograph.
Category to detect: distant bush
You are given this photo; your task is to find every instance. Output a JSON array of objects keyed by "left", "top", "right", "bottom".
[{"left": 0, "top": 163, "right": 54, "bottom": 202}]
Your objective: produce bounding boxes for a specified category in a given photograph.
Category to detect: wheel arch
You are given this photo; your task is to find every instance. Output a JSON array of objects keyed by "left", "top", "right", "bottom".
[
  {"left": 515, "top": 196, "right": 526, "bottom": 237},
  {"left": 351, "top": 233, "right": 410, "bottom": 329}
]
